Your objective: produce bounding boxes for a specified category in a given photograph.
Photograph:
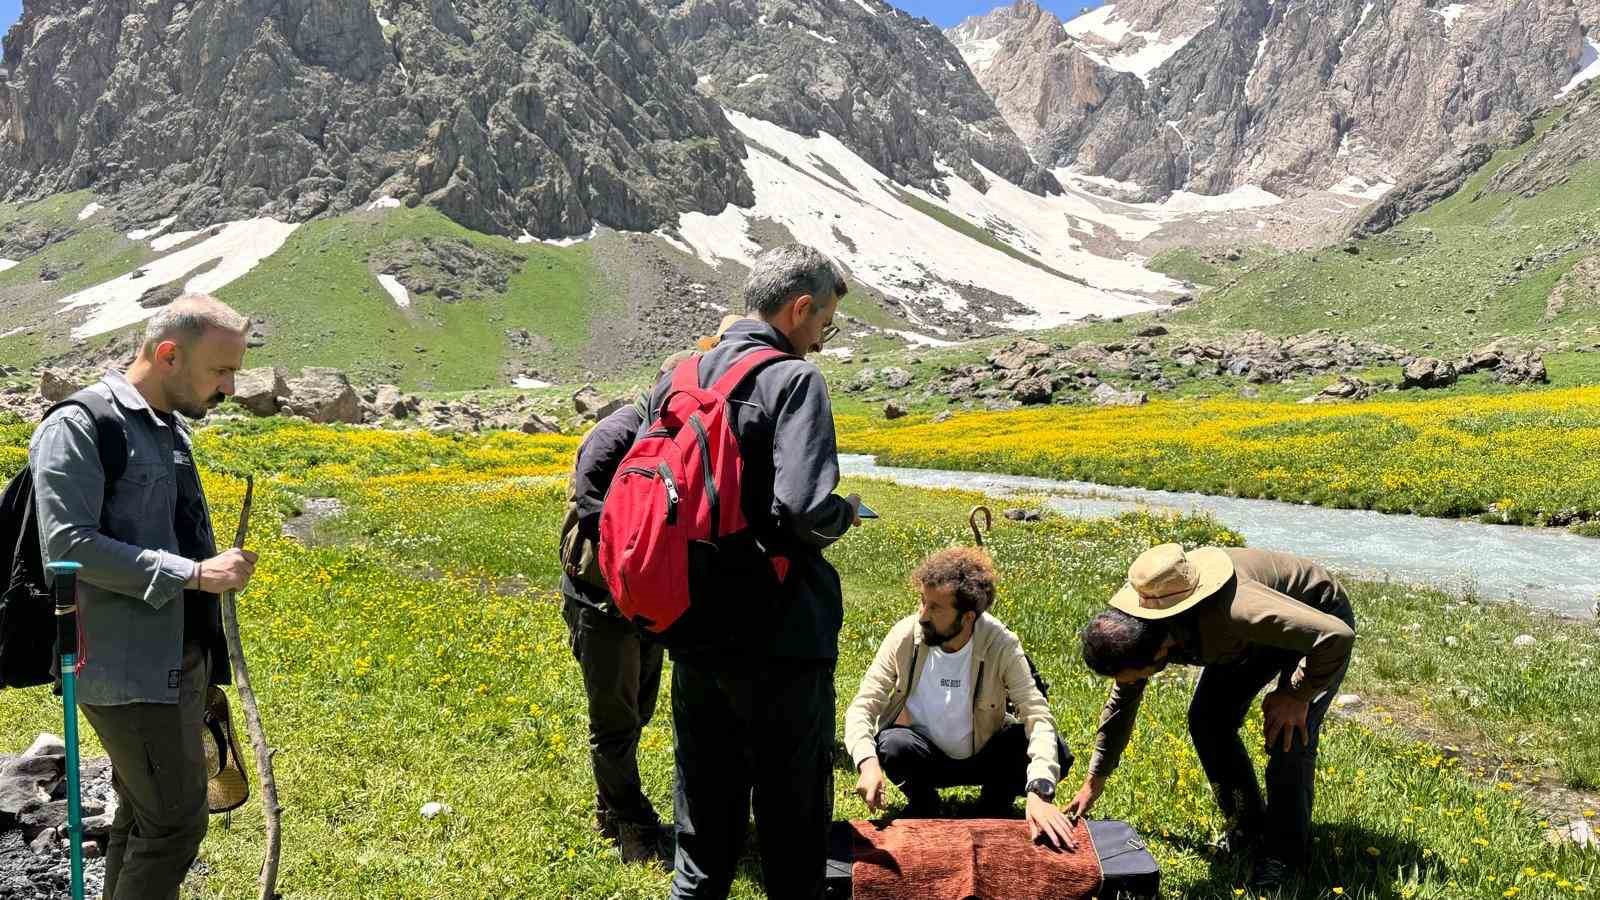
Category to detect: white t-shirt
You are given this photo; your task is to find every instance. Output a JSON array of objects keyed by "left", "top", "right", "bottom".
[{"left": 905, "top": 640, "right": 976, "bottom": 760}]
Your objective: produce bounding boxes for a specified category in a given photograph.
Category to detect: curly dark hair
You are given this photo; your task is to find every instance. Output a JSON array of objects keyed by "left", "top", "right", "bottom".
[
  {"left": 912, "top": 547, "right": 998, "bottom": 616},
  {"left": 1080, "top": 609, "right": 1169, "bottom": 677}
]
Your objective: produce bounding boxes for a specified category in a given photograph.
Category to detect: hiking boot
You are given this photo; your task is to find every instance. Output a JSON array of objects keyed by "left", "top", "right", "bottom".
[
  {"left": 617, "top": 820, "right": 673, "bottom": 866},
  {"left": 594, "top": 808, "right": 620, "bottom": 842},
  {"left": 1248, "top": 856, "right": 1293, "bottom": 892}
]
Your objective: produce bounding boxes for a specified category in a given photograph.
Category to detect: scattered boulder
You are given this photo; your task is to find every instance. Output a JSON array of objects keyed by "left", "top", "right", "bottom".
[
  {"left": 883, "top": 401, "right": 908, "bottom": 420},
  {"left": 572, "top": 385, "right": 608, "bottom": 418},
  {"left": 1135, "top": 324, "right": 1169, "bottom": 338},
  {"left": 37, "top": 370, "right": 82, "bottom": 404},
  {"left": 1402, "top": 357, "right": 1458, "bottom": 389},
  {"left": 1003, "top": 508, "right": 1042, "bottom": 522},
  {"left": 232, "top": 367, "right": 289, "bottom": 416},
  {"left": 573, "top": 386, "right": 628, "bottom": 421},
  {"left": 1496, "top": 353, "right": 1548, "bottom": 386},
  {"left": 931, "top": 410, "right": 953, "bottom": 425},
  {"left": 136, "top": 281, "right": 185, "bottom": 309},
  {"left": 420, "top": 801, "right": 452, "bottom": 820},
  {"left": 284, "top": 368, "right": 362, "bottom": 424},
  {"left": 1090, "top": 384, "right": 1148, "bottom": 407},
  {"left": 1011, "top": 376, "right": 1053, "bottom": 406},
  {"left": 1307, "top": 376, "right": 1375, "bottom": 403},
  {"left": 1334, "top": 694, "right": 1363, "bottom": 709},
  {"left": 372, "top": 384, "right": 416, "bottom": 420},
  {"left": 519, "top": 413, "right": 560, "bottom": 435},
  {"left": 1511, "top": 634, "right": 1537, "bottom": 649},
  {"left": 988, "top": 338, "right": 1052, "bottom": 371},
  {"left": 880, "top": 367, "right": 912, "bottom": 389},
  {"left": 0, "top": 735, "right": 65, "bottom": 824}
]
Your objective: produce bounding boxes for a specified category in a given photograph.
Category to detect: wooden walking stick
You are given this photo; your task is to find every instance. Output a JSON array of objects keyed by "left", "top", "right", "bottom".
[{"left": 218, "top": 476, "right": 283, "bottom": 900}]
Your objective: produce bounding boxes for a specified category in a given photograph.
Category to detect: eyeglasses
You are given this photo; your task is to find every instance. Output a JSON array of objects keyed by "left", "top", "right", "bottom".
[{"left": 820, "top": 323, "right": 840, "bottom": 345}]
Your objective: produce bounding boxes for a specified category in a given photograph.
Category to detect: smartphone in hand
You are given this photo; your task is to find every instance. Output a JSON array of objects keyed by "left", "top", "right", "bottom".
[{"left": 856, "top": 501, "right": 880, "bottom": 519}]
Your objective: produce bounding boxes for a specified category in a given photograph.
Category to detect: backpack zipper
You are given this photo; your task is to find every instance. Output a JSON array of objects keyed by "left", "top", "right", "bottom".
[
  {"left": 655, "top": 463, "right": 680, "bottom": 524},
  {"left": 620, "top": 465, "right": 681, "bottom": 525}
]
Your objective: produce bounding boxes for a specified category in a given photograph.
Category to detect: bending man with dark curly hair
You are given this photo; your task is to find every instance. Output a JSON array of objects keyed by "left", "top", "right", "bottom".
[{"left": 844, "top": 548, "right": 1077, "bottom": 850}]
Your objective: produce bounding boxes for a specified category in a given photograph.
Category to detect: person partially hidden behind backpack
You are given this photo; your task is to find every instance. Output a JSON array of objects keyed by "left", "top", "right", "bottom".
[
  {"left": 845, "top": 548, "right": 1078, "bottom": 852},
  {"left": 649, "top": 245, "right": 863, "bottom": 900},
  {"left": 27, "top": 295, "right": 258, "bottom": 900},
  {"left": 557, "top": 318, "right": 741, "bottom": 865}
]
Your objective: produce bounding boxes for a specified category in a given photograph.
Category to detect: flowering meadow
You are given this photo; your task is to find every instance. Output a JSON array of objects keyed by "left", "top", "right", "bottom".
[{"left": 0, "top": 419, "right": 1595, "bottom": 897}]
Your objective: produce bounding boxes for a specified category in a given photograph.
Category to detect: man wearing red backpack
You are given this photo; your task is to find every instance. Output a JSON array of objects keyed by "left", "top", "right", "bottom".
[{"left": 643, "top": 244, "right": 862, "bottom": 900}]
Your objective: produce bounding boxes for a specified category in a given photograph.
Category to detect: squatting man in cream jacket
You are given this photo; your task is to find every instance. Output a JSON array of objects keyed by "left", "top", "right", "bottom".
[{"left": 844, "top": 547, "right": 1078, "bottom": 851}]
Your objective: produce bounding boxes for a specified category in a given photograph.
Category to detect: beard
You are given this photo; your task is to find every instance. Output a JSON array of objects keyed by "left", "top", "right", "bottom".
[
  {"left": 920, "top": 620, "right": 962, "bottom": 647},
  {"left": 174, "top": 388, "right": 225, "bottom": 420}
]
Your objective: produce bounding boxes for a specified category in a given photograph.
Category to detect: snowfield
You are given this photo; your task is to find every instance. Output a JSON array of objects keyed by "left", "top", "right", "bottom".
[
  {"left": 59, "top": 218, "right": 300, "bottom": 340},
  {"left": 663, "top": 109, "right": 1179, "bottom": 330}
]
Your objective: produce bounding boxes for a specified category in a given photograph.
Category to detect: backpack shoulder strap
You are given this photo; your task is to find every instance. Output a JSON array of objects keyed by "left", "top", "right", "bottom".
[
  {"left": 709, "top": 348, "right": 795, "bottom": 399},
  {"left": 44, "top": 388, "right": 128, "bottom": 484}
]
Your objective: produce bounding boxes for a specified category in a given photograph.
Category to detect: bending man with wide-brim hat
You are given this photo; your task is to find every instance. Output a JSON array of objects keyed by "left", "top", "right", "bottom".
[{"left": 1066, "top": 544, "right": 1357, "bottom": 891}]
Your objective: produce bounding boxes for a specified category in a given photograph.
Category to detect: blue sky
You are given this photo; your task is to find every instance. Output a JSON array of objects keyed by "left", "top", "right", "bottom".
[
  {"left": 0, "top": 1, "right": 1097, "bottom": 36},
  {"left": 905, "top": 0, "right": 1099, "bottom": 26}
]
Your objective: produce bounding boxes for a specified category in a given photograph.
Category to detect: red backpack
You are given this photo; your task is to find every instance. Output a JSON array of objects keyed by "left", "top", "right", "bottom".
[{"left": 599, "top": 348, "right": 795, "bottom": 649}]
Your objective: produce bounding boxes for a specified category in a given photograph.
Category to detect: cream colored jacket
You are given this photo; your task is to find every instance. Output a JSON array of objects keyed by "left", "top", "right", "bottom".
[{"left": 844, "top": 613, "right": 1063, "bottom": 786}]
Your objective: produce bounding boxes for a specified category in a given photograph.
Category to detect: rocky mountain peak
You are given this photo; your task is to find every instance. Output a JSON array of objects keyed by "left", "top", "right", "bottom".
[
  {"left": 645, "top": 0, "right": 1061, "bottom": 197},
  {"left": 950, "top": 0, "right": 1595, "bottom": 203},
  {"left": 0, "top": 0, "right": 754, "bottom": 237}
]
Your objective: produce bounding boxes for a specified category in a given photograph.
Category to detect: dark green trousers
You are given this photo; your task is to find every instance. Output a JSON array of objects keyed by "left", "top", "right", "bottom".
[
  {"left": 1188, "top": 604, "right": 1356, "bottom": 864},
  {"left": 561, "top": 594, "right": 666, "bottom": 828},
  {"left": 80, "top": 643, "right": 210, "bottom": 900}
]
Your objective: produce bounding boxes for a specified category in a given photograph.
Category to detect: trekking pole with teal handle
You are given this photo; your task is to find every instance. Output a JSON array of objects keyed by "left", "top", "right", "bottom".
[{"left": 48, "top": 559, "right": 86, "bottom": 900}]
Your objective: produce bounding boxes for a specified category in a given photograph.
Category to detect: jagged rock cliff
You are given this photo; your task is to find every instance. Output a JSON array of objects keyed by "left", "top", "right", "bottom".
[{"left": 0, "top": 0, "right": 753, "bottom": 237}]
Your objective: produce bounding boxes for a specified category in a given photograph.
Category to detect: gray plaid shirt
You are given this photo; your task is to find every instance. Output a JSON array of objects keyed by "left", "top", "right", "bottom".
[{"left": 27, "top": 372, "right": 221, "bottom": 705}]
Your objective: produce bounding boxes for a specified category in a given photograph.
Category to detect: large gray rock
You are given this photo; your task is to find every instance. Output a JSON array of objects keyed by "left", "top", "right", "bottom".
[
  {"left": 1090, "top": 384, "right": 1148, "bottom": 407},
  {"left": 1402, "top": 357, "right": 1458, "bottom": 389},
  {"left": 1011, "top": 376, "right": 1053, "bottom": 405},
  {"left": 232, "top": 367, "right": 289, "bottom": 417},
  {"left": 880, "top": 367, "right": 913, "bottom": 390},
  {"left": 1307, "top": 376, "right": 1374, "bottom": 403},
  {"left": 989, "top": 339, "right": 1054, "bottom": 371},
  {"left": 372, "top": 385, "right": 417, "bottom": 420},
  {"left": 0, "top": 0, "right": 752, "bottom": 240},
  {"left": 37, "top": 370, "right": 82, "bottom": 404},
  {"left": 283, "top": 368, "right": 362, "bottom": 424},
  {"left": 519, "top": 413, "right": 560, "bottom": 435}
]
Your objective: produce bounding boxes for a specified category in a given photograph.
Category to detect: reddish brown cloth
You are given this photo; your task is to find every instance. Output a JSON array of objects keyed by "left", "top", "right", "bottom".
[{"left": 849, "top": 818, "right": 1102, "bottom": 900}]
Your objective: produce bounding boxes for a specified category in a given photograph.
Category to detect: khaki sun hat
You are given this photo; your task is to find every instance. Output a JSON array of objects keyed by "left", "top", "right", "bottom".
[
  {"left": 696, "top": 314, "right": 748, "bottom": 351},
  {"left": 203, "top": 686, "right": 250, "bottom": 814},
  {"left": 1109, "top": 543, "right": 1236, "bottom": 620}
]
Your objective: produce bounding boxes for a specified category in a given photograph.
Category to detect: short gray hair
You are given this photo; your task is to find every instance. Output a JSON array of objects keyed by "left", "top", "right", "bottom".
[
  {"left": 141, "top": 294, "right": 250, "bottom": 356},
  {"left": 743, "top": 244, "right": 848, "bottom": 316}
]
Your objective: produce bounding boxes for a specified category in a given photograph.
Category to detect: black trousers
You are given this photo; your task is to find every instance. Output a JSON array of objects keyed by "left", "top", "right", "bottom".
[
  {"left": 669, "top": 657, "right": 835, "bottom": 900},
  {"left": 561, "top": 595, "right": 665, "bottom": 828},
  {"left": 1188, "top": 604, "right": 1356, "bottom": 864},
  {"left": 876, "top": 722, "right": 1031, "bottom": 814}
]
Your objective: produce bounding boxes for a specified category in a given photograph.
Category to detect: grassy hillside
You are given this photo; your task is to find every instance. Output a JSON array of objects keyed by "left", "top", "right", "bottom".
[
  {"left": 214, "top": 207, "right": 608, "bottom": 391},
  {"left": 0, "top": 204, "right": 609, "bottom": 392}
]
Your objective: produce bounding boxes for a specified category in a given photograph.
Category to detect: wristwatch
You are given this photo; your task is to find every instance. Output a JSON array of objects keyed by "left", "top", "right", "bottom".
[{"left": 1026, "top": 778, "right": 1056, "bottom": 802}]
